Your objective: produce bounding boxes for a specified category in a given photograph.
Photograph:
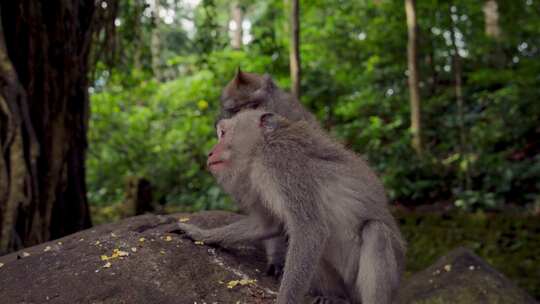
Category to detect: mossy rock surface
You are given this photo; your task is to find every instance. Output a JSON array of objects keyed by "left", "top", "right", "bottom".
[
  {"left": 398, "top": 211, "right": 540, "bottom": 299},
  {"left": 399, "top": 247, "right": 537, "bottom": 304}
]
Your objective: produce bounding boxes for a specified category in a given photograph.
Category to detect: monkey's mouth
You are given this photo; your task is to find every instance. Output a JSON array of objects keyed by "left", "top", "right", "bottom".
[{"left": 207, "top": 160, "right": 225, "bottom": 169}]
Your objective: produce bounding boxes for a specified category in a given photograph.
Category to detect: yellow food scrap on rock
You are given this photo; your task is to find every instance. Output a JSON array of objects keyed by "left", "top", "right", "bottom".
[
  {"left": 443, "top": 264, "right": 452, "bottom": 272},
  {"left": 139, "top": 237, "right": 145, "bottom": 242},
  {"left": 179, "top": 217, "right": 190, "bottom": 222},
  {"left": 103, "top": 262, "right": 112, "bottom": 268},
  {"left": 116, "top": 249, "right": 129, "bottom": 257},
  {"left": 227, "top": 281, "right": 239, "bottom": 289},
  {"left": 164, "top": 236, "right": 172, "bottom": 242},
  {"left": 131, "top": 247, "right": 137, "bottom": 252},
  {"left": 194, "top": 241, "right": 205, "bottom": 245},
  {"left": 101, "top": 248, "right": 129, "bottom": 261},
  {"left": 43, "top": 246, "right": 52, "bottom": 252},
  {"left": 22, "top": 252, "right": 30, "bottom": 257},
  {"left": 226, "top": 279, "right": 257, "bottom": 289},
  {"left": 0, "top": 263, "right": 4, "bottom": 268}
]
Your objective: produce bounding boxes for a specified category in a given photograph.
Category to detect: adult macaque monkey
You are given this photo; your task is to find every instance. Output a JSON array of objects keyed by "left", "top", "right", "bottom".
[
  {"left": 219, "top": 69, "right": 318, "bottom": 276},
  {"left": 178, "top": 110, "right": 406, "bottom": 304}
]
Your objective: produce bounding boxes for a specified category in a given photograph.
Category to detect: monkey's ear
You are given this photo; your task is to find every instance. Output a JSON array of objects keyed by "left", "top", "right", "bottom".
[
  {"left": 233, "top": 67, "right": 246, "bottom": 86},
  {"left": 259, "top": 112, "right": 279, "bottom": 133}
]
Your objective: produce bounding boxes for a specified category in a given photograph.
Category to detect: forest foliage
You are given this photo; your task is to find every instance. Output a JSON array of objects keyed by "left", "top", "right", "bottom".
[{"left": 88, "top": 0, "right": 540, "bottom": 214}]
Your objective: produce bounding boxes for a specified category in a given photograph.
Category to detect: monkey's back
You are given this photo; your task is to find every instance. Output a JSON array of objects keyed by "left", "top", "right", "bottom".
[{"left": 262, "top": 122, "right": 394, "bottom": 224}]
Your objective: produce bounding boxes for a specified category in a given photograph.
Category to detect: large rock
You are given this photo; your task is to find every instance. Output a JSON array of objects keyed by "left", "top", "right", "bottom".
[
  {"left": 0, "top": 211, "right": 537, "bottom": 304},
  {"left": 0, "top": 211, "right": 278, "bottom": 304},
  {"left": 399, "top": 247, "right": 537, "bottom": 304}
]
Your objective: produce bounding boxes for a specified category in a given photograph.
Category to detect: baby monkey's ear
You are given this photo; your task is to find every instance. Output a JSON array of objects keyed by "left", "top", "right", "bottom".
[
  {"left": 259, "top": 112, "right": 279, "bottom": 133},
  {"left": 232, "top": 67, "right": 247, "bottom": 86}
]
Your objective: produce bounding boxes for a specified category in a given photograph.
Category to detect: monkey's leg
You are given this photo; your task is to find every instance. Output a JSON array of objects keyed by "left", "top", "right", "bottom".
[
  {"left": 263, "top": 235, "right": 287, "bottom": 277},
  {"left": 355, "top": 221, "right": 403, "bottom": 304},
  {"left": 308, "top": 260, "right": 351, "bottom": 304},
  {"left": 177, "top": 216, "right": 281, "bottom": 247},
  {"left": 276, "top": 225, "right": 328, "bottom": 304}
]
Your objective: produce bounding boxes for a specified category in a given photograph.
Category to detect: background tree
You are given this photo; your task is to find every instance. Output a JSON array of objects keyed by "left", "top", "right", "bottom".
[
  {"left": 151, "top": 0, "right": 164, "bottom": 81},
  {"left": 230, "top": 2, "right": 244, "bottom": 49},
  {"left": 405, "top": 0, "right": 422, "bottom": 155},
  {"left": 449, "top": 5, "right": 470, "bottom": 192},
  {"left": 288, "top": 0, "right": 301, "bottom": 99},
  {"left": 0, "top": 1, "right": 118, "bottom": 253},
  {"left": 483, "top": 0, "right": 501, "bottom": 39}
]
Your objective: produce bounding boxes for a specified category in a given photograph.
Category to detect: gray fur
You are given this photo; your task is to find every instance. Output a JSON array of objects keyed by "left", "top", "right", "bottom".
[
  {"left": 218, "top": 70, "right": 317, "bottom": 276},
  {"left": 181, "top": 110, "right": 406, "bottom": 304},
  {"left": 219, "top": 70, "right": 317, "bottom": 124}
]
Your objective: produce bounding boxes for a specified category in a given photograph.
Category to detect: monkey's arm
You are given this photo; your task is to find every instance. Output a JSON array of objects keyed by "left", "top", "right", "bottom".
[
  {"left": 177, "top": 213, "right": 281, "bottom": 247},
  {"left": 277, "top": 212, "right": 329, "bottom": 304}
]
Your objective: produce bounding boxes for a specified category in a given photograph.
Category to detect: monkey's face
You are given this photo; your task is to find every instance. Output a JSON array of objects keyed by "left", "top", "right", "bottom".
[
  {"left": 219, "top": 71, "right": 276, "bottom": 120},
  {"left": 207, "top": 110, "right": 282, "bottom": 179}
]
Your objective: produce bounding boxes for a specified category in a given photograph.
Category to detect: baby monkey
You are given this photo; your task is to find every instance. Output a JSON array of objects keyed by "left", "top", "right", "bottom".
[{"left": 178, "top": 110, "right": 406, "bottom": 304}]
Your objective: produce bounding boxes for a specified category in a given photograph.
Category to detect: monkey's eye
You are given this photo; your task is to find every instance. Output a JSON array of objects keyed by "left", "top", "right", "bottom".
[{"left": 218, "top": 128, "right": 226, "bottom": 139}]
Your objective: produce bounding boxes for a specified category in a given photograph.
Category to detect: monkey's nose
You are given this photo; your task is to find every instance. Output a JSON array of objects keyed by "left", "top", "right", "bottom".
[{"left": 207, "top": 151, "right": 213, "bottom": 157}]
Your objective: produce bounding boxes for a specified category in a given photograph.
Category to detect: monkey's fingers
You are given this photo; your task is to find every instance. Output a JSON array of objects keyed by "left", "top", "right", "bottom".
[
  {"left": 157, "top": 222, "right": 184, "bottom": 234},
  {"left": 176, "top": 223, "right": 207, "bottom": 241},
  {"left": 265, "top": 262, "right": 284, "bottom": 279},
  {"left": 310, "top": 296, "right": 350, "bottom": 304}
]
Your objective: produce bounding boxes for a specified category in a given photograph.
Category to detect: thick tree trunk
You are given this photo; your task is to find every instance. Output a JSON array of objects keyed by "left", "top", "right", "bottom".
[
  {"left": 230, "top": 2, "right": 244, "bottom": 49},
  {"left": 405, "top": 0, "right": 422, "bottom": 155},
  {"left": 289, "top": 0, "right": 301, "bottom": 99},
  {"left": 0, "top": 1, "right": 93, "bottom": 253}
]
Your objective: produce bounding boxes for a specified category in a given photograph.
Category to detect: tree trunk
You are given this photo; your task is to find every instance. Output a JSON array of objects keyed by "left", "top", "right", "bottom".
[
  {"left": 151, "top": 1, "right": 163, "bottom": 81},
  {"left": 405, "top": 0, "right": 422, "bottom": 155},
  {"left": 483, "top": 0, "right": 501, "bottom": 39},
  {"left": 230, "top": 2, "right": 244, "bottom": 50},
  {"left": 0, "top": 1, "right": 93, "bottom": 254},
  {"left": 124, "top": 176, "right": 154, "bottom": 216},
  {"left": 288, "top": 0, "right": 301, "bottom": 99},
  {"left": 450, "top": 8, "right": 471, "bottom": 191},
  {"left": 482, "top": 0, "right": 504, "bottom": 67}
]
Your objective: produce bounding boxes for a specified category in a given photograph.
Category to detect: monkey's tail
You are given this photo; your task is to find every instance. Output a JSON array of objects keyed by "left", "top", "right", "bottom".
[{"left": 355, "top": 220, "right": 405, "bottom": 304}]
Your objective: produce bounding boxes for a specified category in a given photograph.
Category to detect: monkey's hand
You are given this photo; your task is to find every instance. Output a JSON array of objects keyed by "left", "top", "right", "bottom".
[
  {"left": 176, "top": 223, "right": 215, "bottom": 244},
  {"left": 265, "top": 259, "right": 284, "bottom": 278},
  {"left": 263, "top": 236, "right": 287, "bottom": 278}
]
